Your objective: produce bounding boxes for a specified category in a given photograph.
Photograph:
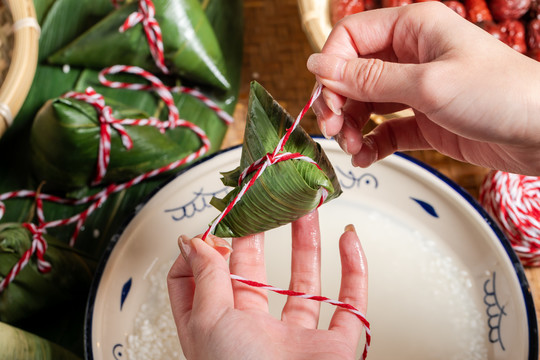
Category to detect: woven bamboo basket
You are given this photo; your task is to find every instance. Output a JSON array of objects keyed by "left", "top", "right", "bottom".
[
  {"left": 0, "top": 0, "right": 39, "bottom": 138},
  {"left": 297, "top": 0, "right": 331, "bottom": 52}
]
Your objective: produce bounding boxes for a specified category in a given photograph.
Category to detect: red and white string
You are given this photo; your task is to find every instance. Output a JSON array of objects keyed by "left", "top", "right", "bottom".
[
  {"left": 64, "top": 65, "right": 212, "bottom": 185},
  {"left": 0, "top": 64, "right": 229, "bottom": 292},
  {"left": 479, "top": 170, "right": 540, "bottom": 266},
  {"left": 119, "top": 0, "right": 168, "bottom": 74},
  {"left": 201, "top": 84, "right": 371, "bottom": 359},
  {"left": 202, "top": 85, "right": 326, "bottom": 239},
  {"left": 231, "top": 274, "right": 371, "bottom": 359}
]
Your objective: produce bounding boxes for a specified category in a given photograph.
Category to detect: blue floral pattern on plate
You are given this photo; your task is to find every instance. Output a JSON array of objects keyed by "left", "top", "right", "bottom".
[{"left": 484, "top": 272, "right": 507, "bottom": 351}]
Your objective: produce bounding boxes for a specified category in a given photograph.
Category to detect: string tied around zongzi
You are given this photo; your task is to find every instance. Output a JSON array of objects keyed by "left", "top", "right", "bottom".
[
  {"left": 63, "top": 87, "right": 135, "bottom": 185},
  {"left": 98, "top": 65, "right": 234, "bottom": 125},
  {"left": 0, "top": 223, "right": 51, "bottom": 292},
  {"left": 201, "top": 84, "right": 325, "bottom": 240},
  {"left": 199, "top": 83, "right": 371, "bottom": 360},
  {"left": 63, "top": 65, "right": 213, "bottom": 185},
  {"left": 119, "top": 0, "right": 169, "bottom": 74},
  {"left": 0, "top": 67, "right": 235, "bottom": 293},
  {"left": 0, "top": 62, "right": 235, "bottom": 292}
]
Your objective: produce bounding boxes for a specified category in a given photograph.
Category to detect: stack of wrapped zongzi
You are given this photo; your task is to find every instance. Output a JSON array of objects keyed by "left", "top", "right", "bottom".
[{"left": 0, "top": 0, "right": 244, "bottom": 357}]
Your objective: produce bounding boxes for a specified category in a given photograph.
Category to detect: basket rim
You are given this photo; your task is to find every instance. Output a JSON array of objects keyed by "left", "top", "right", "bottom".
[{"left": 0, "top": 0, "right": 39, "bottom": 137}]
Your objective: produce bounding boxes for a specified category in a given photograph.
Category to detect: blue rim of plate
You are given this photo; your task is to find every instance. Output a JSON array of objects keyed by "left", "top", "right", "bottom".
[{"left": 84, "top": 139, "right": 539, "bottom": 360}]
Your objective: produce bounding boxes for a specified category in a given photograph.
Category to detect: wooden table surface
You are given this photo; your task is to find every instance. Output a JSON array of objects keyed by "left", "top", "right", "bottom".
[{"left": 223, "top": 0, "right": 540, "bottom": 342}]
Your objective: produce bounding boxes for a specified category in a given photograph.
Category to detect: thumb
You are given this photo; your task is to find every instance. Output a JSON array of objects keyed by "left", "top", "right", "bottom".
[
  {"left": 179, "top": 235, "right": 234, "bottom": 319},
  {"left": 307, "top": 53, "right": 422, "bottom": 107}
]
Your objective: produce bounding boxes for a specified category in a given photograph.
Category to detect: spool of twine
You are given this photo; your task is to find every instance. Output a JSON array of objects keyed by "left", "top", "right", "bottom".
[{"left": 479, "top": 170, "right": 540, "bottom": 266}]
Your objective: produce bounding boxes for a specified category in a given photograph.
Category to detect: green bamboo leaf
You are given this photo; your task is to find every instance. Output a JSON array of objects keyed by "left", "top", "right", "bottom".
[
  {"left": 0, "top": 223, "right": 96, "bottom": 324},
  {"left": 210, "top": 82, "right": 342, "bottom": 237},
  {"left": 28, "top": 97, "right": 193, "bottom": 191},
  {"left": 0, "top": 322, "right": 81, "bottom": 360},
  {"left": 4, "top": 65, "right": 82, "bottom": 140},
  {"left": 0, "top": 6, "right": 244, "bottom": 355},
  {"left": 48, "top": 0, "right": 229, "bottom": 91},
  {"left": 33, "top": 0, "right": 57, "bottom": 24},
  {"left": 37, "top": 0, "right": 115, "bottom": 61}
]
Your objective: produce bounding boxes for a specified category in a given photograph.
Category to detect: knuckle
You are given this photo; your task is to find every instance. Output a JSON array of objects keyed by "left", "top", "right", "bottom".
[{"left": 346, "top": 58, "right": 386, "bottom": 98}]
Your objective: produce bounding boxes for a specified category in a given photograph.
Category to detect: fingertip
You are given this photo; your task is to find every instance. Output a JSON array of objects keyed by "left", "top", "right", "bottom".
[
  {"left": 306, "top": 53, "right": 346, "bottom": 81},
  {"left": 322, "top": 87, "right": 344, "bottom": 116},
  {"left": 193, "top": 234, "right": 233, "bottom": 260},
  {"left": 351, "top": 135, "right": 378, "bottom": 167},
  {"left": 312, "top": 98, "right": 344, "bottom": 138},
  {"left": 340, "top": 224, "right": 367, "bottom": 273}
]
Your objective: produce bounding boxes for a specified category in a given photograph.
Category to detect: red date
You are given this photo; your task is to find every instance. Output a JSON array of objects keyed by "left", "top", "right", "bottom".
[
  {"left": 527, "top": 19, "right": 540, "bottom": 49},
  {"left": 465, "top": 0, "right": 493, "bottom": 23},
  {"left": 364, "top": 0, "right": 381, "bottom": 10},
  {"left": 500, "top": 19, "right": 527, "bottom": 53},
  {"left": 530, "top": 0, "right": 540, "bottom": 18},
  {"left": 527, "top": 48, "right": 540, "bottom": 60},
  {"left": 443, "top": 0, "right": 467, "bottom": 17},
  {"left": 331, "top": 0, "right": 365, "bottom": 24},
  {"left": 489, "top": 0, "right": 531, "bottom": 21},
  {"left": 479, "top": 20, "right": 509, "bottom": 42},
  {"left": 381, "top": 0, "right": 413, "bottom": 7}
]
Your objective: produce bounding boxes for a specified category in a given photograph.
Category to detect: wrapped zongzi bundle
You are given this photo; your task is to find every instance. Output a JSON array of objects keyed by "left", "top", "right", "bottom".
[
  {"left": 0, "top": 223, "right": 96, "bottom": 324},
  {"left": 0, "top": 322, "right": 81, "bottom": 360},
  {"left": 210, "top": 82, "right": 342, "bottom": 237},
  {"left": 29, "top": 94, "right": 211, "bottom": 191},
  {"left": 47, "top": 0, "right": 230, "bottom": 91}
]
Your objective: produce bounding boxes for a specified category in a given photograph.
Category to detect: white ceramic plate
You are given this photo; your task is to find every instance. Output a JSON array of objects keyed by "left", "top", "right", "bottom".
[{"left": 85, "top": 139, "right": 538, "bottom": 360}]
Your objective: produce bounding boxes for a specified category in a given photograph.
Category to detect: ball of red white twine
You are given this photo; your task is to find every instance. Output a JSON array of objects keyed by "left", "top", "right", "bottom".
[{"left": 479, "top": 170, "right": 540, "bottom": 266}]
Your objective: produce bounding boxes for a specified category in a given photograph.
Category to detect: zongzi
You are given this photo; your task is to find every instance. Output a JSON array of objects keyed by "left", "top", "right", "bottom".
[
  {"left": 47, "top": 0, "right": 230, "bottom": 91},
  {"left": 210, "top": 82, "right": 342, "bottom": 237},
  {"left": 0, "top": 223, "right": 96, "bottom": 324}
]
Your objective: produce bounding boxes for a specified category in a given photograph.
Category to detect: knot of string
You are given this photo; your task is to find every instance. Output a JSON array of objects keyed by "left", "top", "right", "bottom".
[
  {"left": 198, "top": 83, "right": 370, "bottom": 359},
  {"left": 0, "top": 63, "right": 231, "bottom": 293},
  {"left": 202, "top": 84, "right": 325, "bottom": 240},
  {"left": 119, "top": 0, "right": 168, "bottom": 74}
]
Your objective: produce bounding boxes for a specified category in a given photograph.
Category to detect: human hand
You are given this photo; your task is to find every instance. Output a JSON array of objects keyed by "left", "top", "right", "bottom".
[
  {"left": 167, "top": 210, "right": 368, "bottom": 360},
  {"left": 307, "top": 2, "right": 540, "bottom": 175}
]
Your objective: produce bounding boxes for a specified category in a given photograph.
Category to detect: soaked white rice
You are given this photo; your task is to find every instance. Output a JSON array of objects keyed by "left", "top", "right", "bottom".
[{"left": 125, "top": 260, "right": 184, "bottom": 360}]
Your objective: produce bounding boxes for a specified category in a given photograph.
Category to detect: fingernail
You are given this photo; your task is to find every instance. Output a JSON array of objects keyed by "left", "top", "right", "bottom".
[
  {"left": 345, "top": 224, "right": 356, "bottom": 233},
  {"left": 178, "top": 235, "right": 192, "bottom": 262},
  {"left": 310, "top": 82, "right": 320, "bottom": 97},
  {"left": 335, "top": 131, "right": 350, "bottom": 155},
  {"left": 205, "top": 234, "right": 233, "bottom": 258},
  {"left": 319, "top": 119, "right": 331, "bottom": 139},
  {"left": 322, "top": 88, "right": 341, "bottom": 116}
]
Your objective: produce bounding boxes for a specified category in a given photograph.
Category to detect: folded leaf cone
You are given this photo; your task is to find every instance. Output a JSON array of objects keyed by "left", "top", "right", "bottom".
[
  {"left": 29, "top": 96, "right": 203, "bottom": 191},
  {"left": 210, "top": 82, "right": 342, "bottom": 237},
  {"left": 48, "top": 0, "right": 230, "bottom": 91},
  {"left": 0, "top": 223, "right": 96, "bottom": 324},
  {"left": 0, "top": 322, "right": 82, "bottom": 360}
]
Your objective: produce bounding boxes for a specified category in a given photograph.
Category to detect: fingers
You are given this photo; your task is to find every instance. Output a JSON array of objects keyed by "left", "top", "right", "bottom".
[
  {"left": 167, "top": 234, "right": 233, "bottom": 336},
  {"left": 321, "top": 6, "right": 403, "bottom": 59},
  {"left": 229, "top": 233, "right": 269, "bottom": 311},
  {"left": 308, "top": 53, "right": 422, "bottom": 107},
  {"left": 329, "top": 225, "right": 369, "bottom": 345},
  {"left": 282, "top": 210, "right": 322, "bottom": 328},
  {"left": 312, "top": 96, "right": 344, "bottom": 139},
  {"left": 351, "top": 116, "right": 432, "bottom": 167}
]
